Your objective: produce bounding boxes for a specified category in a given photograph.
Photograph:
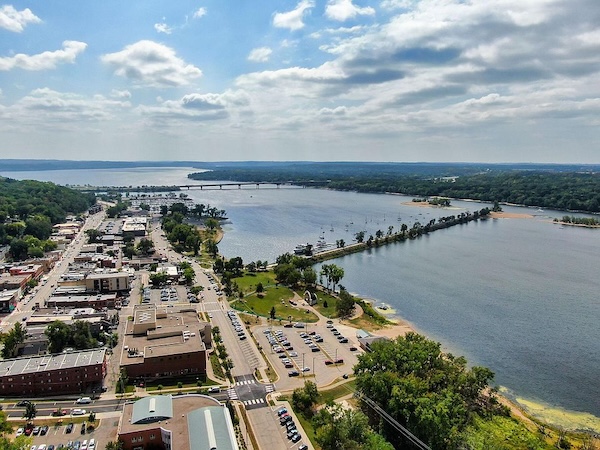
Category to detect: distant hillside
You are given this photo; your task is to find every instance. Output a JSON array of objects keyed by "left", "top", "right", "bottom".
[{"left": 188, "top": 163, "right": 600, "bottom": 213}]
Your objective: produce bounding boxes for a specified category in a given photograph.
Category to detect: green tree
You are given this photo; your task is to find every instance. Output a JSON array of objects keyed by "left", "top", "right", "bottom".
[
  {"left": 256, "top": 282, "right": 264, "bottom": 293},
  {"left": 2, "top": 322, "right": 27, "bottom": 358},
  {"left": 136, "top": 238, "right": 154, "bottom": 255},
  {"left": 104, "top": 440, "right": 124, "bottom": 450},
  {"left": 313, "top": 403, "right": 394, "bottom": 450},
  {"left": 354, "top": 332, "right": 498, "bottom": 449},
  {"left": 45, "top": 321, "right": 71, "bottom": 353},
  {"left": 23, "top": 402, "right": 37, "bottom": 423},
  {"left": 335, "top": 289, "right": 355, "bottom": 319},
  {"left": 291, "top": 380, "right": 319, "bottom": 417},
  {"left": 269, "top": 306, "right": 276, "bottom": 320}
]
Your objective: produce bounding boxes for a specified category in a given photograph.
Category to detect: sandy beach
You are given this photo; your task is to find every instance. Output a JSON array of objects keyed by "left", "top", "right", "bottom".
[{"left": 489, "top": 211, "right": 534, "bottom": 219}]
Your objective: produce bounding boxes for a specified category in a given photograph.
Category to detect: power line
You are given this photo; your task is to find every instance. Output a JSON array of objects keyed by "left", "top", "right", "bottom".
[{"left": 338, "top": 382, "right": 432, "bottom": 450}]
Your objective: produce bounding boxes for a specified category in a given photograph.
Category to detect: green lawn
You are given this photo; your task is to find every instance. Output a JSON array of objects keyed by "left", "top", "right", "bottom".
[
  {"left": 305, "top": 289, "right": 340, "bottom": 318},
  {"left": 234, "top": 271, "right": 278, "bottom": 293},
  {"left": 318, "top": 380, "right": 357, "bottom": 405},
  {"left": 231, "top": 286, "right": 319, "bottom": 323}
]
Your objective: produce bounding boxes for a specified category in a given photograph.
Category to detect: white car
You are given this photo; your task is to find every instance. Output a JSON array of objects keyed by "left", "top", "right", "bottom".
[
  {"left": 71, "top": 408, "right": 86, "bottom": 415},
  {"left": 16, "top": 427, "right": 24, "bottom": 437}
]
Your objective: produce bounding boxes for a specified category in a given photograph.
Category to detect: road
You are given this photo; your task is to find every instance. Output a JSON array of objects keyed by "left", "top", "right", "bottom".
[{"left": 0, "top": 211, "right": 106, "bottom": 331}]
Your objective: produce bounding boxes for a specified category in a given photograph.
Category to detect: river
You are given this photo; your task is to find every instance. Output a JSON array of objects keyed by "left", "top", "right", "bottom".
[{"left": 3, "top": 167, "right": 599, "bottom": 431}]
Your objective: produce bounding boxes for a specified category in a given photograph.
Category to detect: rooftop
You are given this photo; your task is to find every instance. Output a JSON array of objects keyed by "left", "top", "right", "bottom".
[
  {"left": 0, "top": 348, "right": 106, "bottom": 377},
  {"left": 120, "top": 394, "right": 234, "bottom": 450}
]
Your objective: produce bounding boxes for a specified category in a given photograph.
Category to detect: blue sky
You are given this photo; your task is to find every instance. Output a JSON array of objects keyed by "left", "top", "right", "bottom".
[{"left": 1, "top": 0, "right": 599, "bottom": 163}]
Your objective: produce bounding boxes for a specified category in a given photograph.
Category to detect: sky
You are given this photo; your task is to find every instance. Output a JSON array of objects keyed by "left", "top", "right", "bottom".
[{"left": 0, "top": 0, "right": 599, "bottom": 163}]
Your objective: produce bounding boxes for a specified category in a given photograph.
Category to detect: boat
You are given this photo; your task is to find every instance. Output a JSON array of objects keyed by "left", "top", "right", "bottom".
[
  {"left": 294, "top": 244, "right": 308, "bottom": 255},
  {"left": 316, "top": 235, "right": 328, "bottom": 250}
]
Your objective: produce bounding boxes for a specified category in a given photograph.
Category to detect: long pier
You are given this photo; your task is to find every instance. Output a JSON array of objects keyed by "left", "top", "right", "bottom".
[{"left": 72, "top": 180, "right": 330, "bottom": 192}]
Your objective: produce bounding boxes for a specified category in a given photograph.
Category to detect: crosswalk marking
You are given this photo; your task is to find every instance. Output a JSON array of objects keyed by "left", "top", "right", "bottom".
[
  {"left": 243, "top": 398, "right": 265, "bottom": 406},
  {"left": 235, "top": 380, "right": 255, "bottom": 386},
  {"left": 265, "top": 384, "right": 275, "bottom": 393}
]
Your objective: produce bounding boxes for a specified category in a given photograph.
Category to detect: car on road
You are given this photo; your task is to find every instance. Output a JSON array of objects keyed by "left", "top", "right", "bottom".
[
  {"left": 208, "top": 387, "right": 220, "bottom": 393},
  {"left": 76, "top": 397, "right": 92, "bottom": 404},
  {"left": 301, "top": 367, "right": 310, "bottom": 372},
  {"left": 288, "top": 370, "right": 300, "bottom": 377},
  {"left": 53, "top": 409, "right": 68, "bottom": 416},
  {"left": 71, "top": 408, "right": 86, "bottom": 415},
  {"left": 324, "top": 360, "right": 333, "bottom": 365}
]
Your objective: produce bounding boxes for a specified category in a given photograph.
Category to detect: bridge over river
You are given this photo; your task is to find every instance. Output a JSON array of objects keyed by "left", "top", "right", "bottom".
[{"left": 72, "top": 180, "right": 330, "bottom": 192}]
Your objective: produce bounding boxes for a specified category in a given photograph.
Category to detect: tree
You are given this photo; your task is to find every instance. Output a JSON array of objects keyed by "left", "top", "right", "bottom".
[
  {"left": 354, "top": 333, "right": 497, "bottom": 449},
  {"left": 355, "top": 231, "right": 365, "bottom": 243},
  {"left": 291, "top": 380, "right": 319, "bottom": 417},
  {"left": 313, "top": 403, "right": 394, "bottom": 450},
  {"left": 269, "top": 306, "right": 276, "bottom": 320},
  {"left": 105, "top": 440, "right": 124, "bottom": 450},
  {"left": 23, "top": 402, "right": 37, "bottom": 423},
  {"left": 256, "top": 282, "right": 264, "bottom": 293},
  {"left": 2, "top": 322, "right": 27, "bottom": 358},
  {"left": 336, "top": 289, "right": 355, "bottom": 319},
  {"left": 136, "top": 238, "right": 154, "bottom": 255},
  {"left": 150, "top": 272, "right": 168, "bottom": 287},
  {"left": 45, "top": 321, "right": 71, "bottom": 353}
]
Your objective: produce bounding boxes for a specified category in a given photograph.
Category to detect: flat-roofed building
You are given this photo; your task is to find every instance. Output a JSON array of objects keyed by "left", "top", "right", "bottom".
[
  {"left": 118, "top": 394, "right": 238, "bottom": 450},
  {"left": 85, "top": 272, "right": 130, "bottom": 293},
  {"left": 121, "top": 306, "right": 210, "bottom": 381},
  {"left": 0, "top": 348, "right": 107, "bottom": 396},
  {"left": 46, "top": 293, "right": 118, "bottom": 309},
  {"left": 0, "top": 288, "right": 20, "bottom": 312}
]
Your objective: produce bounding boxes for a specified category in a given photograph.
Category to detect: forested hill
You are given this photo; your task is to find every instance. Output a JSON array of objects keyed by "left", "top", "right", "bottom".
[
  {"left": 0, "top": 177, "right": 96, "bottom": 248},
  {"left": 188, "top": 163, "right": 600, "bottom": 213}
]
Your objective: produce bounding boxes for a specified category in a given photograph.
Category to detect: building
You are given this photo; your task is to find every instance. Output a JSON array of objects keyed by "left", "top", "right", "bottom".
[
  {"left": 118, "top": 394, "right": 238, "bottom": 450},
  {"left": 85, "top": 272, "right": 130, "bottom": 293},
  {"left": 0, "top": 348, "right": 107, "bottom": 396},
  {"left": 0, "top": 288, "right": 20, "bottom": 312},
  {"left": 45, "top": 293, "right": 118, "bottom": 309},
  {"left": 122, "top": 217, "right": 149, "bottom": 237},
  {"left": 120, "top": 306, "right": 210, "bottom": 381},
  {"left": 9, "top": 264, "right": 44, "bottom": 280}
]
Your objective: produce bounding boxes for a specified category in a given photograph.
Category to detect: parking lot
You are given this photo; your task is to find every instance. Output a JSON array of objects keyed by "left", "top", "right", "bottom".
[
  {"left": 13, "top": 419, "right": 107, "bottom": 450},
  {"left": 254, "top": 320, "right": 362, "bottom": 389}
]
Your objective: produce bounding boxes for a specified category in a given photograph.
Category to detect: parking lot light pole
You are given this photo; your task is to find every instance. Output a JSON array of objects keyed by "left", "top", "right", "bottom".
[{"left": 302, "top": 353, "right": 305, "bottom": 377}]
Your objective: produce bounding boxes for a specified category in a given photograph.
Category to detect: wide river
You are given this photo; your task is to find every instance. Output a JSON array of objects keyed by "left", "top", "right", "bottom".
[{"left": 3, "top": 167, "right": 599, "bottom": 430}]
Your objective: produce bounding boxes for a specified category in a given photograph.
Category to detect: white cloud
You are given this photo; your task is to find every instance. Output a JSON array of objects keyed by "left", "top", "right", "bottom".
[
  {"left": 273, "top": 0, "right": 315, "bottom": 31},
  {"left": 325, "top": 0, "right": 375, "bottom": 22},
  {"left": 193, "top": 7, "right": 207, "bottom": 19},
  {"left": 0, "top": 5, "right": 41, "bottom": 32},
  {"left": 110, "top": 89, "right": 132, "bottom": 99},
  {"left": 136, "top": 90, "right": 250, "bottom": 123},
  {"left": 101, "top": 40, "right": 202, "bottom": 87},
  {"left": 0, "top": 88, "right": 131, "bottom": 131},
  {"left": 0, "top": 41, "right": 87, "bottom": 71},
  {"left": 154, "top": 23, "right": 172, "bottom": 34},
  {"left": 248, "top": 47, "right": 273, "bottom": 63}
]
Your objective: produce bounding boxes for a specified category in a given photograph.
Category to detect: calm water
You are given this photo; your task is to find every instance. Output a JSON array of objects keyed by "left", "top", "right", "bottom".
[{"left": 3, "top": 168, "right": 599, "bottom": 424}]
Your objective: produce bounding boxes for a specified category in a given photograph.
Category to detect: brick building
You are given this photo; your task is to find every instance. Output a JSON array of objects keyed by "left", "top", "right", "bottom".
[
  {"left": 120, "top": 306, "right": 210, "bottom": 381},
  {"left": 0, "top": 349, "right": 107, "bottom": 396}
]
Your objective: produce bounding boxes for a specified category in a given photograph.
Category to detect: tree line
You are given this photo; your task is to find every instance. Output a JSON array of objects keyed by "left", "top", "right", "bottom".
[
  {"left": 0, "top": 177, "right": 95, "bottom": 260},
  {"left": 188, "top": 165, "right": 600, "bottom": 212}
]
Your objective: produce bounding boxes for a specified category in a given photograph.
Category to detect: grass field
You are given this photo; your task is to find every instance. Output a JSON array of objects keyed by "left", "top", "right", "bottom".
[{"left": 232, "top": 286, "right": 319, "bottom": 323}]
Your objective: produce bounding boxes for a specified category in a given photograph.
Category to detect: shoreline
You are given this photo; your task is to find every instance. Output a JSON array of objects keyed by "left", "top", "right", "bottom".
[{"left": 354, "top": 299, "right": 600, "bottom": 434}]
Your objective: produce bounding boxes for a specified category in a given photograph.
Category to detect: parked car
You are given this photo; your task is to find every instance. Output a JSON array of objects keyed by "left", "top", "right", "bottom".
[
  {"left": 32, "top": 426, "right": 40, "bottom": 436},
  {"left": 288, "top": 370, "right": 300, "bottom": 377},
  {"left": 66, "top": 423, "right": 74, "bottom": 433},
  {"left": 16, "top": 427, "right": 24, "bottom": 437},
  {"left": 40, "top": 425, "right": 49, "bottom": 435},
  {"left": 291, "top": 433, "right": 302, "bottom": 443}
]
